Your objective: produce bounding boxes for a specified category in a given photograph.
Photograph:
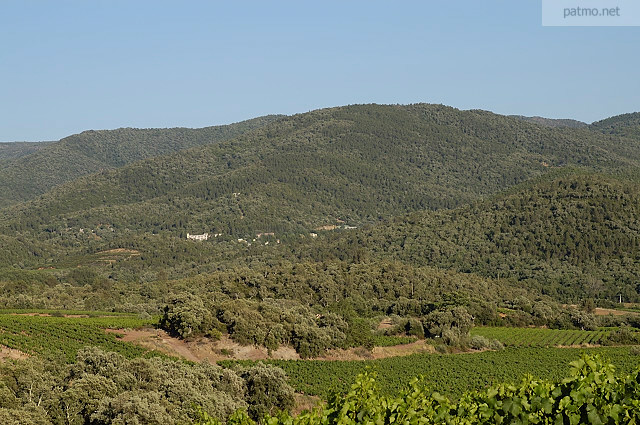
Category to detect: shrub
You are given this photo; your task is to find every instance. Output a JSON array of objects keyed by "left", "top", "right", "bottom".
[
  {"left": 160, "top": 293, "right": 215, "bottom": 338},
  {"left": 470, "top": 335, "right": 491, "bottom": 350},
  {"left": 423, "top": 306, "right": 473, "bottom": 347},
  {"left": 404, "top": 318, "right": 425, "bottom": 339},
  {"left": 488, "top": 338, "right": 505, "bottom": 351},
  {"left": 600, "top": 326, "right": 640, "bottom": 345},
  {"left": 236, "top": 363, "right": 295, "bottom": 420},
  {"left": 434, "top": 344, "right": 448, "bottom": 354}
]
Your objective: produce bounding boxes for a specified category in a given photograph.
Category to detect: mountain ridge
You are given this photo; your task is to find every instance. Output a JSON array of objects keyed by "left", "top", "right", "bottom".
[
  {"left": 2, "top": 104, "right": 640, "bottom": 279},
  {"left": 0, "top": 115, "right": 284, "bottom": 208}
]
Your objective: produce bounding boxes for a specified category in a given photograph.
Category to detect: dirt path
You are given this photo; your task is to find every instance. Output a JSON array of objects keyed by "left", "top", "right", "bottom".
[
  {"left": 106, "top": 329, "right": 299, "bottom": 362},
  {"left": 594, "top": 307, "right": 640, "bottom": 316},
  {"left": 0, "top": 345, "right": 29, "bottom": 361},
  {"left": 107, "top": 328, "right": 436, "bottom": 362}
]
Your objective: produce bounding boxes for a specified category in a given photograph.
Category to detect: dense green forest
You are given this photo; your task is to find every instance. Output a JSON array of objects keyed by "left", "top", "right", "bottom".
[
  {"left": 2, "top": 104, "right": 640, "bottom": 272},
  {"left": 3, "top": 172, "right": 637, "bottom": 305},
  {"left": 510, "top": 115, "right": 588, "bottom": 128},
  {"left": 0, "top": 115, "right": 282, "bottom": 208},
  {"left": 591, "top": 112, "right": 640, "bottom": 138},
  {"left": 304, "top": 172, "right": 640, "bottom": 303},
  {"left": 0, "top": 141, "right": 52, "bottom": 162}
]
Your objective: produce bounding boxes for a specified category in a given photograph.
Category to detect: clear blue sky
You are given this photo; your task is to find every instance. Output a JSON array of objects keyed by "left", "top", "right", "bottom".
[{"left": 2, "top": 0, "right": 639, "bottom": 141}]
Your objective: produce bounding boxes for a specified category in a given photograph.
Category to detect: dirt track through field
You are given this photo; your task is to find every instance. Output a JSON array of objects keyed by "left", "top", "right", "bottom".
[
  {"left": 594, "top": 307, "right": 640, "bottom": 316},
  {"left": 0, "top": 345, "right": 29, "bottom": 360},
  {"left": 106, "top": 328, "right": 436, "bottom": 362}
]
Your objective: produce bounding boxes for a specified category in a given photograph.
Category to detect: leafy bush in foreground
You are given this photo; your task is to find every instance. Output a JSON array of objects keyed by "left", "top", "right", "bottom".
[
  {"left": 0, "top": 348, "right": 294, "bottom": 425},
  {"left": 199, "top": 354, "right": 640, "bottom": 424}
]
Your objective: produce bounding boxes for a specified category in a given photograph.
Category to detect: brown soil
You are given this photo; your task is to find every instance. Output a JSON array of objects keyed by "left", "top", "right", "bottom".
[
  {"left": 95, "top": 248, "right": 141, "bottom": 264},
  {"left": 594, "top": 307, "right": 640, "bottom": 316},
  {"left": 0, "top": 345, "right": 29, "bottom": 361},
  {"left": 292, "top": 394, "right": 321, "bottom": 415},
  {"left": 315, "top": 340, "right": 435, "bottom": 361},
  {"left": 97, "top": 248, "right": 140, "bottom": 255},
  {"left": 371, "top": 340, "right": 435, "bottom": 358},
  {"left": 376, "top": 319, "right": 393, "bottom": 330},
  {"left": 107, "top": 328, "right": 436, "bottom": 362},
  {"left": 105, "top": 329, "right": 299, "bottom": 362}
]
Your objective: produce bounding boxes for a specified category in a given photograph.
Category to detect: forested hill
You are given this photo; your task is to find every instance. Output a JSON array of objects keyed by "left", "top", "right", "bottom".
[
  {"left": 590, "top": 112, "right": 640, "bottom": 139},
  {"left": 308, "top": 172, "right": 640, "bottom": 303},
  {"left": 510, "top": 115, "right": 587, "bottom": 129},
  {"left": 0, "top": 115, "right": 283, "bottom": 208},
  {"left": 2, "top": 105, "right": 640, "bottom": 267},
  {"left": 0, "top": 141, "right": 53, "bottom": 162}
]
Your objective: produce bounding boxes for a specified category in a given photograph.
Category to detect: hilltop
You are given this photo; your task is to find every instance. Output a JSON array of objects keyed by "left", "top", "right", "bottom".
[
  {"left": 510, "top": 115, "right": 588, "bottom": 129},
  {"left": 0, "top": 115, "right": 283, "bottom": 208},
  {"left": 2, "top": 104, "right": 640, "bottom": 236},
  {"left": 0, "top": 141, "right": 53, "bottom": 163},
  {"left": 590, "top": 112, "right": 640, "bottom": 139}
]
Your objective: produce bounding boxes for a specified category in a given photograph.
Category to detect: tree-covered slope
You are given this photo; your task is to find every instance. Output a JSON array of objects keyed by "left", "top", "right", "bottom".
[
  {"left": 311, "top": 172, "right": 640, "bottom": 302},
  {"left": 3, "top": 104, "right": 640, "bottom": 238},
  {"left": 590, "top": 112, "right": 640, "bottom": 139},
  {"left": 0, "top": 141, "right": 52, "bottom": 162},
  {"left": 0, "top": 115, "right": 283, "bottom": 208},
  {"left": 510, "top": 115, "right": 588, "bottom": 129}
]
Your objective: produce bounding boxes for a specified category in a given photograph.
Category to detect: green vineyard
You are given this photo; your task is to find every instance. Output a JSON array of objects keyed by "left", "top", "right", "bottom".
[
  {"left": 471, "top": 326, "right": 609, "bottom": 347},
  {"left": 201, "top": 355, "right": 640, "bottom": 425},
  {"left": 0, "top": 311, "right": 158, "bottom": 361},
  {"left": 222, "top": 346, "right": 640, "bottom": 400}
]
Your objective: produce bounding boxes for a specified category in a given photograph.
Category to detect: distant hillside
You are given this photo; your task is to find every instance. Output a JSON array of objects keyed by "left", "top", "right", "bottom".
[
  {"left": 312, "top": 172, "right": 640, "bottom": 303},
  {"left": 0, "top": 115, "right": 283, "bottom": 208},
  {"left": 0, "top": 141, "right": 52, "bottom": 162},
  {"left": 510, "top": 115, "right": 588, "bottom": 129},
  {"left": 2, "top": 104, "right": 640, "bottom": 273},
  {"left": 590, "top": 112, "right": 640, "bottom": 139}
]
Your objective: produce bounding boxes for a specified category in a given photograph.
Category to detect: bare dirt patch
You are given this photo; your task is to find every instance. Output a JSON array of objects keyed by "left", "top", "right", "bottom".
[
  {"left": 371, "top": 340, "right": 435, "bottom": 359},
  {"left": 316, "top": 340, "right": 434, "bottom": 361},
  {"left": 292, "top": 394, "right": 321, "bottom": 415},
  {"left": 0, "top": 345, "right": 29, "bottom": 361},
  {"left": 377, "top": 318, "right": 393, "bottom": 330},
  {"left": 594, "top": 307, "right": 640, "bottom": 316},
  {"left": 108, "top": 328, "right": 435, "bottom": 363},
  {"left": 555, "top": 344, "right": 601, "bottom": 349},
  {"left": 95, "top": 248, "right": 141, "bottom": 264},
  {"left": 106, "top": 329, "right": 299, "bottom": 362},
  {"left": 98, "top": 248, "right": 140, "bottom": 255}
]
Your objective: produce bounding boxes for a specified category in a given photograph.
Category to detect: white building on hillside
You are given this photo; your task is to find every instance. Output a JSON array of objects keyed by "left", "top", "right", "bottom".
[{"left": 187, "top": 233, "right": 209, "bottom": 241}]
